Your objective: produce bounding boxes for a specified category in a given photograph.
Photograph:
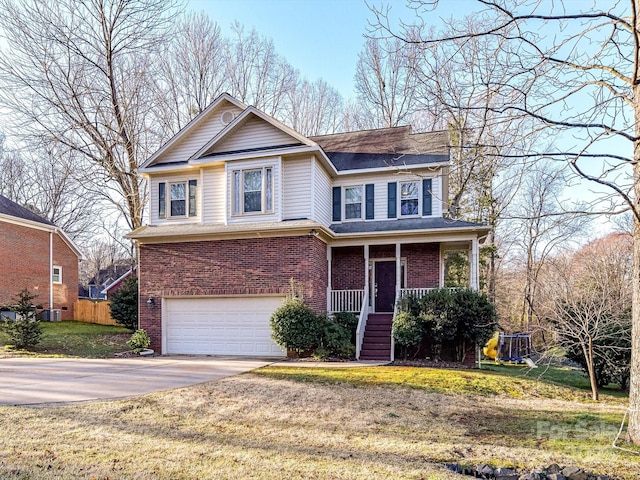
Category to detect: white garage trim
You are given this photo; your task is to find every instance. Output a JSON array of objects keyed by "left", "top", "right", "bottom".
[{"left": 162, "top": 295, "right": 286, "bottom": 356}]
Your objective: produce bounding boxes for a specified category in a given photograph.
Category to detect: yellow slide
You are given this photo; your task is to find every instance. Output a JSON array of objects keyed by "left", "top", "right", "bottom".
[{"left": 483, "top": 331, "right": 500, "bottom": 360}]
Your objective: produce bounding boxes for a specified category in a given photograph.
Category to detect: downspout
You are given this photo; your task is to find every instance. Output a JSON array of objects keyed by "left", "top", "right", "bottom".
[{"left": 49, "top": 230, "right": 54, "bottom": 311}]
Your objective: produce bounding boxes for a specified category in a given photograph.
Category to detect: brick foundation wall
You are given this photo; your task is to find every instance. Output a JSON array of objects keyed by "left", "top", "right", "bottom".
[
  {"left": 138, "top": 235, "right": 328, "bottom": 352},
  {"left": 0, "top": 222, "right": 78, "bottom": 320}
]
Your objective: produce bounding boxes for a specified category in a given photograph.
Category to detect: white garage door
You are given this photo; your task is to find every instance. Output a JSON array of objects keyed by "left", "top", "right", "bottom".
[{"left": 164, "top": 296, "right": 286, "bottom": 356}]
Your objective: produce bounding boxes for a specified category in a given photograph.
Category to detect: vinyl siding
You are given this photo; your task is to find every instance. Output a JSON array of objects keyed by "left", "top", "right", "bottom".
[
  {"left": 207, "top": 116, "right": 298, "bottom": 155},
  {"left": 202, "top": 165, "right": 226, "bottom": 224},
  {"left": 153, "top": 103, "right": 244, "bottom": 165},
  {"left": 150, "top": 172, "right": 202, "bottom": 225},
  {"left": 225, "top": 157, "right": 282, "bottom": 224},
  {"left": 282, "top": 157, "right": 312, "bottom": 220},
  {"left": 331, "top": 169, "right": 444, "bottom": 221},
  {"left": 313, "top": 159, "right": 333, "bottom": 226}
]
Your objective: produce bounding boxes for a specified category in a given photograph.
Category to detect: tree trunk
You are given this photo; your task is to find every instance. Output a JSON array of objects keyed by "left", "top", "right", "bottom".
[
  {"left": 583, "top": 341, "right": 599, "bottom": 402},
  {"left": 629, "top": 65, "right": 640, "bottom": 441},
  {"left": 629, "top": 159, "right": 640, "bottom": 441}
]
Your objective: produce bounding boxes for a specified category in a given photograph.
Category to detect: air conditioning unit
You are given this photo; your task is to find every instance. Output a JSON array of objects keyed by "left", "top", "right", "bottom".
[{"left": 42, "top": 309, "right": 62, "bottom": 322}]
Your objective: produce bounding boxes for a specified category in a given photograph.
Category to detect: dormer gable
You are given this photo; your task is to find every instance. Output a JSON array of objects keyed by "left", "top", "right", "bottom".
[
  {"left": 141, "top": 93, "right": 247, "bottom": 169},
  {"left": 190, "top": 106, "right": 316, "bottom": 161}
]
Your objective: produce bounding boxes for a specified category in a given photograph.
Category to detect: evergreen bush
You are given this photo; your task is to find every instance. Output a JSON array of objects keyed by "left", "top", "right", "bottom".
[
  {"left": 109, "top": 277, "right": 138, "bottom": 331},
  {"left": 1, "top": 289, "right": 42, "bottom": 349},
  {"left": 270, "top": 298, "right": 323, "bottom": 354}
]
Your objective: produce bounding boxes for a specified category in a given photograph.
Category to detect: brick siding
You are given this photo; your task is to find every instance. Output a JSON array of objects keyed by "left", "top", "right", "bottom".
[
  {"left": 331, "top": 243, "right": 440, "bottom": 290},
  {"left": 402, "top": 243, "right": 440, "bottom": 288},
  {"left": 138, "top": 235, "right": 328, "bottom": 352},
  {"left": 0, "top": 221, "right": 78, "bottom": 320}
]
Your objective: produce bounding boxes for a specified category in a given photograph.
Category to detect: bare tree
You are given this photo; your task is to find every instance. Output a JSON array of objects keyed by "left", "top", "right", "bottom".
[
  {"left": 0, "top": 140, "right": 99, "bottom": 244},
  {"left": 540, "top": 234, "right": 633, "bottom": 400},
  {"left": 371, "top": 0, "right": 640, "bottom": 441},
  {"left": 225, "top": 23, "right": 297, "bottom": 117},
  {"left": 284, "top": 78, "right": 344, "bottom": 136},
  {"left": 0, "top": 0, "right": 182, "bottom": 231},
  {"left": 504, "top": 162, "right": 590, "bottom": 335},
  {"left": 355, "top": 37, "right": 421, "bottom": 128},
  {"left": 153, "top": 10, "right": 228, "bottom": 136}
]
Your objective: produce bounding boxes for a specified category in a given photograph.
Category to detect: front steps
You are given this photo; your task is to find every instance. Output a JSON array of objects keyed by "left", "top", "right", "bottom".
[{"left": 359, "top": 313, "right": 393, "bottom": 361}]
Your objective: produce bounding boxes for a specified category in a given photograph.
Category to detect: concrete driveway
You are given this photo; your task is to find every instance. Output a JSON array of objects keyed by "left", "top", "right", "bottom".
[{"left": 0, "top": 356, "right": 276, "bottom": 406}]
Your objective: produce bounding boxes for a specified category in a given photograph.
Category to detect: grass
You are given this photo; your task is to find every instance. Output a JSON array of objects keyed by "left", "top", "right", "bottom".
[
  {"left": 481, "top": 362, "right": 629, "bottom": 399},
  {"left": 0, "top": 321, "right": 132, "bottom": 358},
  {"left": 0, "top": 365, "right": 638, "bottom": 479},
  {"left": 255, "top": 364, "right": 628, "bottom": 404}
]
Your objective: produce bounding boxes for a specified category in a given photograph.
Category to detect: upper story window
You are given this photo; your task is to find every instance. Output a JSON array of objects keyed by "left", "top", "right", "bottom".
[
  {"left": 158, "top": 180, "right": 197, "bottom": 219},
  {"left": 233, "top": 167, "right": 273, "bottom": 215},
  {"left": 344, "top": 186, "right": 363, "bottom": 220},
  {"left": 387, "top": 178, "right": 433, "bottom": 219},
  {"left": 400, "top": 181, "right": 419, "bottom": 216},
  {"left": 52, "top": 266, "right": 62, "bottom": 284}
]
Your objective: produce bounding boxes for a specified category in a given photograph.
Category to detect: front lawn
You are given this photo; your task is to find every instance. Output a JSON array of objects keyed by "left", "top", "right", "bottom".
[
  {"left": 0, "top": 321, "right": 131, "bottom": 358},
  {"left": 0, "top": 366, "right": 637, "bottom": 479}
]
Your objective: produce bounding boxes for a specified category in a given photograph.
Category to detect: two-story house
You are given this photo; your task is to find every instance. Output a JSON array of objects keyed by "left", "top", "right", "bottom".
[
  {"left": 128, "top": 93, "right": 490, "bottom": 360},
  {"left": 0, "top": 194, "right": 82, "bottom": 320}
]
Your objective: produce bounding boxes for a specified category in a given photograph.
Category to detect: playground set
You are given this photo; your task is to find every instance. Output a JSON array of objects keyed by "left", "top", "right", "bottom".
[{"left": 483, "top": 332, "right": 537, "bottom": 367}]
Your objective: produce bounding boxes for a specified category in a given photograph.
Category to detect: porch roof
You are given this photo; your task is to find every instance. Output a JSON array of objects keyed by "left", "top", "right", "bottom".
[{"left": 329, "top": 217, "right": 490, "bottom": 235}]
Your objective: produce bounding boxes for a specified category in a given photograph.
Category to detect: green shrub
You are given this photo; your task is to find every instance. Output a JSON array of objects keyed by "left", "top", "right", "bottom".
[
  {"left": 321, "top": 318, "right": 354, "bottom": 359},
  {"left": 110, "top": 277, "right": 138, "bottom": 331},
  {"left": 1, "top": 289, "right": 42, "bottom": 349},
  {"left": 392, "top": 311, "right": 423, "bottom": 359},
  {"left": 127, "top": 328, "right": 151, "bottom": 353},
  {"left": 270, "top": 299, "right": 323, "bottom": 353},
  {"left": 332, "top": 311, "right": 358, "bottom": 343},
  {"left": 396, "top": 288, "right": 498, "bottom": 362}
]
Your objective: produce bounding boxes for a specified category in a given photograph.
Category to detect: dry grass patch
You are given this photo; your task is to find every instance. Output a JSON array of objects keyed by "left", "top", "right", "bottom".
[{"left": 0, "top": 367, "right": 636, "bottom": 480}]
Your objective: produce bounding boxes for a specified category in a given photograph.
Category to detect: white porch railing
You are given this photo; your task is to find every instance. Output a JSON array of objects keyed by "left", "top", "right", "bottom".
[
  {"left": 355, "top": 289, "right": 369, "bottom": 360},
  {"left": 330, "top": 289, "right": 365, "bottom": 313},
  {"left": 400, "top": 287, "right": 460, "bottom": 299}
]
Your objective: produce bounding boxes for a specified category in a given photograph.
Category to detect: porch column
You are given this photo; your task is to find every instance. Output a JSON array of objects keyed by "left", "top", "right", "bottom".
[
  {"left": 395, "top": 243, "right": 401, "bottom": 301},
  {"left": 364, "top": 244, "right": 369, "bottom": 296},
  {"left": 327, "top": 246, "right": 332, "bottom": 312},
  {"left": 470, "top": 238, "right": 479, "bottom": 290}
]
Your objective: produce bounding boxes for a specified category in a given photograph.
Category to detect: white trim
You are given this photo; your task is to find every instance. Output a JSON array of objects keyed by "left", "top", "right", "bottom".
[
  {"left": 49, "top": 232, "right": 54, "bottom": 310},
  {"left": 52, "top": 265, "right": 62, "bottom": 284},
  {"left": 343, "top": 184, "right": 364, "bottom": 221},
  {"left": 141, "top": 93, "right": 247, "bottom": 169},
  {"left": 336, "top": 162, "right": 448, "bottom": 176},
  {"left": 199, "top": 167, "right": 205, "bottom": 225},
  {"left": 231, "top": 166, "right": 275, "bottom": 216},
  {"left": 101, "top": 267, "right": 135, "bottom": 296},
  {"left": 398, "top": 180, "right": 420, "bottom": 218},
  {"left": 310, "top": 158, "right": 317, "bottom": 221}
]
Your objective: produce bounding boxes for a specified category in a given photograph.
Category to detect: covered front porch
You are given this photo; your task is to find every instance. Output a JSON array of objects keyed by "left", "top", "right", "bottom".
[{"left": 326, "top": 238, "right": 481, "bottom": 361}]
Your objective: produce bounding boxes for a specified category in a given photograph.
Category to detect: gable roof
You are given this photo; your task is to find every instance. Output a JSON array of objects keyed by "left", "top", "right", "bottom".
[
  {"left": 310, "top": 127, "right": 449, "bottom": 171},
  {"left": 0, "top": 194, "right": 83, "bottom": 259},
  {"left": 191, "top": 106, "right": 314, "bottom": 160},
  {"left": 140, "top": 93, "right": 247, "bottom": 169},
  {"left": 0, "top": 194, "right": 54, "bottom": 226}
]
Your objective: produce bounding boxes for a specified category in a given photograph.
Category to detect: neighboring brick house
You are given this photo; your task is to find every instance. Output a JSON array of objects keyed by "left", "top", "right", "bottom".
[
  {"left": 0, "top": 195, "right": 82, "bottom": 320},
  {"left": 128, "top": 93, "right": 490, "bottom": 360}
]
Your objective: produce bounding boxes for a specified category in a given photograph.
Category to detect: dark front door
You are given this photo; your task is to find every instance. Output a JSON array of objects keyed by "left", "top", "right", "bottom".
[{"left": 374, "top": 261, "right": 396, "bottom": 312}]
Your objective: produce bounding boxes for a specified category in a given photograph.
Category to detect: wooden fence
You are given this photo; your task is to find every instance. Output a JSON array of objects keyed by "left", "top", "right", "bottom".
[{"left": 73, "top": 299, "right": 118, "bottom": 325}]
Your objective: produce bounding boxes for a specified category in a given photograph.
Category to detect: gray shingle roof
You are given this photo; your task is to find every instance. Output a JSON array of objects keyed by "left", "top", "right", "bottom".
[
  {"left": 0, "top": 195, "right": 53, "bottom": 226},
  {"left": 310, "top": 126, "right": 450, "bottom": 171},
  {"left": 330, "top": 217, "right": 488, "bottom": 235}
]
